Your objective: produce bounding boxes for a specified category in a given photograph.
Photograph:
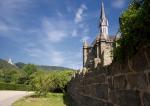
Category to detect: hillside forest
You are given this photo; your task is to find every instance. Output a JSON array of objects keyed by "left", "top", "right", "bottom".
[{"left": 0, "top": 59, "right": 74, "bottom": 96}]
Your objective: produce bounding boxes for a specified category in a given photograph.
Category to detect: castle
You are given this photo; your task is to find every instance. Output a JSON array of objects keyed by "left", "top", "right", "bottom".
[{"left": 82, "top": 2, "right": 116, "bottom": 71}]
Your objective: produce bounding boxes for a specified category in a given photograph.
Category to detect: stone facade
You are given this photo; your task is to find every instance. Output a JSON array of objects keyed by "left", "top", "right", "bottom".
[
  {"left": 68, "top": 2, "right": 150, "bottom": 106},
  {"left": 83, "top": 2, "right": 114, "bottom": 71},
  {"left": 68, "top": 45, "right": 150, "bottom": 106}
]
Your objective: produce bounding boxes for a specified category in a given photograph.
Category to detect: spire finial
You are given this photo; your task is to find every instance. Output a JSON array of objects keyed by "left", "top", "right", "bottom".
[
  {"left": 101, "top": 0, "right": 106, "bottom": 19},
  {"left": 99, "top": 1, "right": 109, "bottom": 39}
]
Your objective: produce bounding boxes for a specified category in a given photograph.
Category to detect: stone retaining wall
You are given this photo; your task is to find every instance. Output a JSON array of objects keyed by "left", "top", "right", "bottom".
[{"left": 68, "top": 46, "right": 150, "bottom": 106}]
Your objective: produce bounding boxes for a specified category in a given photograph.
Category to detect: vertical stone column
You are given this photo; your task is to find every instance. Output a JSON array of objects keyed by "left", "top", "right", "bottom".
[
  {"left": 83, "top": 41, "right": 89, "bottom": 68},
  {"left": 94, "top": 37, "right": 101, "bottom": 68},
  {"left": 96, "top": 38, "right": 100, "bottom": 58}
]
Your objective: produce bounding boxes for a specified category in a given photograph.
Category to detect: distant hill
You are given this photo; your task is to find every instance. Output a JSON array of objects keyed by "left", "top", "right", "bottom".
[
  {"left": 0, "top": 59, "right": 18, "bottom": 71},
  {"left": 0, "top": 59, "right": 74, "bottom": 72},
  {"left": 15, "top": 62, "right": 74, "bottom": 71},
  {"left": 15, "top": 62, "right": 25, "bottom": 69}
]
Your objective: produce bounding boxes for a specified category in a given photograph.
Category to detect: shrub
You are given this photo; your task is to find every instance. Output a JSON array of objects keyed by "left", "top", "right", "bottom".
[
  {"left": 29, "top": 70, "right": 74, "bottom": 96},
  {"left": 0, "top": 82, "right": 31, "bottom": 91}
]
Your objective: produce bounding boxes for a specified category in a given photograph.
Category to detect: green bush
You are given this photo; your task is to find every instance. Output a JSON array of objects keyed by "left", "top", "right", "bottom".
[
  {"left": 0, "top": 82, "right": 31, "bottom": 91},
  {"left": 114, "top": 0, "right": 150, "bottom": 62},
  {"left": 29, "top": 70, "right": 74, "bottom": 96}
]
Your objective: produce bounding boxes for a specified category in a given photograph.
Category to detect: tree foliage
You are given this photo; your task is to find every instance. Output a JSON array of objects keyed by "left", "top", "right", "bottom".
[
  {"left": 114, "top": 0, "right": 150, "bottom": 62},
  {"left": 30, "top": 71, "right": 73, "bottom": 96},
  {"left": 23, "top": 64, "right": 37, "bottom": 75},
  {"left": 0, "top": 58, "right": 74, "bottom": 95}
]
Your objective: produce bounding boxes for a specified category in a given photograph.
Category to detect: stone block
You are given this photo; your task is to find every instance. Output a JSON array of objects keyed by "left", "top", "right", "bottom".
[
  {"left": 82, "top": 96, "right": 94, "bottom": 106},
  {"left": 106, "top": 102, "right": 114, "bottom": 106},
  {"left": 132, "top": 50, "right": 149, "bottom": 72},
  {"left": 95, "top": 84, "right": 108, "bottom": 100},
  {"left": 93, "top": 99, "right": 106, "bottom": 106},
  {"left": 81, "top": 95, "right": 106, "bottom": 106},
  {"left": 84, "top": 85, "right": 95, "bottom": 96},
  {"left": 93, "top": 75, "right": 106, "bottom": 84},
  {"left": 108, "top": 77, "right": 113, "bottom": 89},
  {"left": 127, "top": 73, "right": 148, "bottom": 89},
  {"left": 85, "top": 78, "right": 94, "bottom": 85},
  {"left": 143, "top": 92, "right": 150, "bottom": 106},
  {"left": 148, "top": 72, "right": 150, "bottom": 85},
  {"left": 145, "top": 46, "right": 150, "bottom": 66},
  {"left": 96, "top": 68, "right": 108, "bottom": 75},
  {"left": 109, "top": 63, "right": 121, "bottom": 75},
  {"left": 114, "top": 75, "right": 127, "bottom": 89},
  {"left": 110, "top": 90, "right": 141, "bottom": 106}
]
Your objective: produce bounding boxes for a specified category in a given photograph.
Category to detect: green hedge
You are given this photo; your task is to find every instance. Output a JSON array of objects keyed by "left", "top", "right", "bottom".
[{"left": 0, "top": 82, "right": 31, "bottom": 91}]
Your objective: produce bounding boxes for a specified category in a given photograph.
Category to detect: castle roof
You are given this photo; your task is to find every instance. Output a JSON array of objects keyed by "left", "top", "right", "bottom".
[
  {"left": 91, "top": 34, "right": 114, "bottom": 47},
  {"left": 109, "top": 35, "right": 116, "bottom": 40}
]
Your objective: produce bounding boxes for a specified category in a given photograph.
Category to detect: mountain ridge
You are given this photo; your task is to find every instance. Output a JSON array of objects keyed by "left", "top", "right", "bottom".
[
  {"left": 15, "top": 62, "right": 74, "bottom": 71},
  {"left": 0, "top": 58, "right": 74, "bottom": 71}
]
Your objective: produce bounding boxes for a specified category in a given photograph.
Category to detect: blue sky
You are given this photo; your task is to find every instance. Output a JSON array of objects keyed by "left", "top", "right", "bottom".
[{"left": 0, "top": 0, "right": 129, "bottom": 69}]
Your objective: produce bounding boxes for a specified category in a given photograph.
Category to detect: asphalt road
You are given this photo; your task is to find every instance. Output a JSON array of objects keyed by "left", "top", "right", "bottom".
[{"left": 0, "top": 90, "right": 33, "bottom": 106}]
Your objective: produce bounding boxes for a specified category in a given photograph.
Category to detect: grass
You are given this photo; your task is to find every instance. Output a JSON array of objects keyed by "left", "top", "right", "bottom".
[{"left": 12, "top": 93, "right": 67, "bottom": 106}]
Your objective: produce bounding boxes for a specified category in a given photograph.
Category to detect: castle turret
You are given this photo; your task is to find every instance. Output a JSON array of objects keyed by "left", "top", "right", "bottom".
[
  {"left": 99, "top": 2, "right": 109, "bottom": 40},
  {"left": 83, "top": 41, "right": 89, "bottom": 68}
]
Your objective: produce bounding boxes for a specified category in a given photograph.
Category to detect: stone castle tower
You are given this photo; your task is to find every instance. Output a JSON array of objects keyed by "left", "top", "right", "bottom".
[{"left": 83, "top": 2, "right": 114, "bottom": 71}]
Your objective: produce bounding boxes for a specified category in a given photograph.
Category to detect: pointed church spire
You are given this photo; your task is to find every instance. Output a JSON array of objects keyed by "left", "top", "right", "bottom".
[
  {"left": 101, "top": 2, "right": 106, "bottom": 20},
  {"left": 99, "top": 1, "right": 109, "bottom": 40}
]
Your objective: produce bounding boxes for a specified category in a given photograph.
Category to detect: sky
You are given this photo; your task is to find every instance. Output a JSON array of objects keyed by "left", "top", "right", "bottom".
[{"left": 0, "top": 0, "right": 130, "bottom": 69}]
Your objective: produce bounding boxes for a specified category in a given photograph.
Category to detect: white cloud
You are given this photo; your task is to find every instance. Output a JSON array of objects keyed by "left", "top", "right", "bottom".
[
  {"left": 75, "top": 4, "right": 87, "bottom": 23},
  {"left": 50, "top": 51, "right": 64, "bottom": 66},
  {"left": 24, "top": 47, "right": 65, "bottom": 66},
  {"left": 57, "top": 11, "right": 63, "bottom": 17},
  {"left": 24, "top": 46, "right": 82, "bottom": 69},
  {"left": 42, "top": 18, "right": 71, "bottom": 43},
  {"left": 0, "top": 0, "right": 86, "bottom": 69},
  {"left": 83, "top": 28, "right": 89, "bottom": 34},
  {"left": 42, "top": 17, "right": 89, "bottom": 41},
  {"left": 0, "top": 0, "right": 32, "bottom": 17},
  {"left": 66, "top": 6, "right": 72, "bottom": 13},
  {"left": 0, "top": 22, "right": 21, "bottom": 32},
  {"left": 81, "top": 36, "right": 90, "bottom": 42},
  {"left": 47, "top": 30, "right": 67, "bottom": 42},
  {"left": 24, "top": 48, "right": 44, "bottom": 57},
  {"left": 112, "top": 0, "right": 126, "bottom": 8},
  {"left": 72, "top": 29, "right": 78, "bottom": 37},
  {"left": 0, "top": 0, "right": 33, "bottom": 38}
]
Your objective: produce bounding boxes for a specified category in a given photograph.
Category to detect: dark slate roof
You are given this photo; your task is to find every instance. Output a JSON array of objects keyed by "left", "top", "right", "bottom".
[{"left": 109, "top": 35, "right": 116, "bottom": 40}]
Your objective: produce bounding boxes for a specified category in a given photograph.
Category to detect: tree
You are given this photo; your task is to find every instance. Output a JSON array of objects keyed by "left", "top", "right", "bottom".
[
  {"left": 30, "top": 71, "right": 51, "bottom": 96},
  {"left": 23, "top": 64, "right": 37, "bottom": 75},
  {"left": 29, "top": 70, "right": 74, "bottom": 96},
  {"left": 113, "top": 0, "right": 150, "bottom": 62}
]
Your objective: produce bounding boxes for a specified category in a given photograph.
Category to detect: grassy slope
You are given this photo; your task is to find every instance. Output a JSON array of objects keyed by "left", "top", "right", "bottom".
[
  {"left": 0, "top": 59, "right": 18, "bottom": 71},
  {"left": 12, "top": 93, "right": 67, "bottom": 106}
]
